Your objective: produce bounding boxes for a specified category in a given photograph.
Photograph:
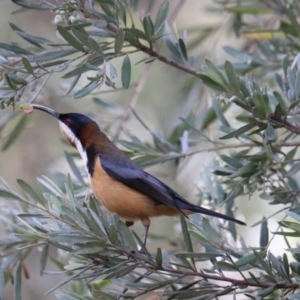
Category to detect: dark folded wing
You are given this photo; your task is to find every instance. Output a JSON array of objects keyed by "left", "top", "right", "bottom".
[{"left": 100, "top": 154, "right": 185, "bottom": 212}]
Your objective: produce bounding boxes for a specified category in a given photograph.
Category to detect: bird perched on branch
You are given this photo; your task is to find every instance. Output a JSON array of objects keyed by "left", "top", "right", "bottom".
[{"left": 24, "top": 104, "right": 245, "bottom": 246}]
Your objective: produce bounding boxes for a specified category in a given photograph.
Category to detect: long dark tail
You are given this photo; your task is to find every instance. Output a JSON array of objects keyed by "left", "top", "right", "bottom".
[{"left": 181, "top": 202, "right": 246, "bottom": 225}]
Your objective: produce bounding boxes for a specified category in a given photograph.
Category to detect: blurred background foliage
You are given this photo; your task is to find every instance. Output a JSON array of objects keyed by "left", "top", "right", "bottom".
[{"left": 1, "top": 0, "right": 300, "bottom": 299}]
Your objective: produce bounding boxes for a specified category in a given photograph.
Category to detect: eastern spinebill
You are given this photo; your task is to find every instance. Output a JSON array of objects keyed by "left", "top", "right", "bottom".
[{"left": 28, "top": 104, "right": 245, "bottom": 246}]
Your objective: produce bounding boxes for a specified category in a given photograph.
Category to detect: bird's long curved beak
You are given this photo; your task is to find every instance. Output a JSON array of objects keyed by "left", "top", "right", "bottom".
[{"left": 31, "top": 104, "right": 59, "bottom": 119}]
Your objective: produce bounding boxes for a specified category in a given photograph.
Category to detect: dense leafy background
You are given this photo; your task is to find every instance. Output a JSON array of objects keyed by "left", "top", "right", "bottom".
[{"left": 1, "top": 0, "right": 300, "bottom": 299}]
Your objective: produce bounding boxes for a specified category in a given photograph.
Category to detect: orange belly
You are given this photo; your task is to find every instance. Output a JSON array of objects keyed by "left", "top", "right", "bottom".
[{"left": 91, "top": 159, "right": 182, "bottom": 222}]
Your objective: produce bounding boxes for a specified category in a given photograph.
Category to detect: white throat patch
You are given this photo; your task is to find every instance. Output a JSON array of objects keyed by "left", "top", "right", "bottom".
[{"left": 59, "top": 121, "right": 88, "bottom": 165}]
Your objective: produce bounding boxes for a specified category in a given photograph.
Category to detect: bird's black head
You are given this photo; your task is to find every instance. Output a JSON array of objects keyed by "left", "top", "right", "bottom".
[
  {"left": 59, "top": 113, "right": 93, "bottom": 138},
  {"left": 31, "top": 104, "right": 95, "bottom": 149}
]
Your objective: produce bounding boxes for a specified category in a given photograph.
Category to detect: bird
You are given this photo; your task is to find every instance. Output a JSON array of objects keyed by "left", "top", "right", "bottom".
[{"left": 27, "top": 104, "right": 246, "bottom": 246}]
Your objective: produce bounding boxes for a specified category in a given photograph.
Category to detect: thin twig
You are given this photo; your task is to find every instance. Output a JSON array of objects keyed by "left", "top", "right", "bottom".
[
  {"left": 156, "top": 140, "right": 300, "bottom": 160},
  {"left": 161, "top": 265, "right": 298, "bottom": 289},
  {"left": 269, "top": 115, "right": 300, "bottom": 135}
]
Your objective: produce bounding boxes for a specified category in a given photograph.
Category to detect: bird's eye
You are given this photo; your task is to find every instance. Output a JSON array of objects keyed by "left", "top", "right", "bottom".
[{"left": 64, "top": 118, "right": 71, "bottom": 125}]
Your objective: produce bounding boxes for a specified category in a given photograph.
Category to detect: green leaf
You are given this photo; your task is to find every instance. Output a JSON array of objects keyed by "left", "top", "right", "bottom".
[
  {"left": 115, "top": 28, "right": 124, "bottom": 53},
  {"left": 34, "top": 49, "right": 77, "bottom": 62},
  {"left": 10, "top": 23, "right": 52, "bottom": 48},
  {"left": 14, "top": 261, "right": 22, "bottom": 300},
  {"left": 73, "top": 81, "right": 100, "bottom": 99},
  {"left": 143, "top": 16, "right": 154, "bottom": 39},
  {"left": 0, "top": 41, "right": 31, "bottom": 55},
  {"left": 217, "top": 261, "right": 237, "bottom": 271},
  {"left": 45, "top": 267, "right": 90, "bottom": 295},
  {"left": 17, "top": 179, "right": 46, "bottom": 206},
  {"left": 22, "top": 57, "right": 34, "bottom": 74},
  {"left": 252, "top": 91, "right": 268, "bottom": 115},
  {"left": 12, "top": 0, "right": 51, "bottom": 10},
  {"left": 121, "top": 55, "right": 131, "bottom": 89},
  {"left": 40, "top": 244, "right": 49, "bottom": 274},
  {"left": 2, "top": 114, "right": 28, "bottom": 151},
  {"left": 124, "top": 28, "right": 148, "bottom": 41},
  {"left": 224, "top": 183, "right": 243, "bottom": 202},
  {"left": 104, "top": 264, "right": 137, "bottom": 279},
  {"left": 220, "top": 122, "right": 261, "bottom": 139},
  {"left": 235, "top": 252, "right": 261, "bottom": 268},
  {"left": 273, "top": 91, "right": 287, "bottom": 114},
  {"left": 228, "top": 163, "right": 257, "bottom": 179},
  {"left": 283, "top": 253, "right": 290, "bottom": 277},
  {"left": 156, "top": 248, "right": 162, "bottom": 267},
  {"left": 224, "top": 61, "right": 240, "bottom": 93},
  {"left": 71, "top": 28, "right": 90, "bottom": 48},
  {"left": 109, "top": 224, "right": 118, "bottom": 244},
  {"left": 289, "top": 98, "right": 300, "bottom": 111},
  {"left": 62, "top": 56, "right": 103, "bottom": 78},
  {"left": 179, "top": 38, "right": 188, "bottom": 61},
  {"left": 225, "top": 5, "right": 273, "bottom": 14},
  {"left": 220, "top": 155, "right": 243, "bottom": 169},
  {"left": 253, "top": 250, "right": 273, "bottom": 277},
  {"left": 211, "top": 97, "right": 229, "bottom": 127},
  {"left": 154, "top": 0, "right": 169, "bottom": 33},
  {"left": 264, "top": 123, "right": 276, "bottom": 141},
  {"left": 89, "top": 37, "right": 103, "bottom": 56},
  {"left": 4, "top": 72, "right": 17, "bottom": 90},
  {"left": 180, "top": 215, "right": 194, "bottom": 267},
  {"left": 189, "top": 230, "right": 212, "bottom": 246},
  {"left": 118, "top": 220, "right": 137, "bottom": 250},
  {"left": 73, "top": 242, "right": 105, "bottom": 254},
  {"left": 198, "top": 73, "right": 227, "bottom": 92},
  {"left": 205, "top": 59, "right": 228, "bottom": 86},
  {"left": 260, "top": 217, "right": 269, "bottom": 248},
  {"left": 285, "top": 162, "right": 300, "bottom": 177},
  {"left": 57, "top": 26, "right": 85, "bottom": 52},
  {"left": 0, "top": 188, "right": 22, "bottom": 200}
]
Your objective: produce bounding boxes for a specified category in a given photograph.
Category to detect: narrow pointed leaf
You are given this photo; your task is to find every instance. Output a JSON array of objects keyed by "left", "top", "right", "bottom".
[
  {"left": 121, "top": 55, "right": 131, "bottom": 89},
  {"left": 57, "top": 26, "right": 85, "bottom": 52},
  {"left": 155, "top": 0, "right": 169, "bottom": 33},
  {"left": 17, "top": 179, "right": 46, "bottom": 206},
  {"left": 115, "top": 28, "right": 124, "bottom": 53},
  {"left": 14, "top": 261, "right": 22, "bottom": 300}
]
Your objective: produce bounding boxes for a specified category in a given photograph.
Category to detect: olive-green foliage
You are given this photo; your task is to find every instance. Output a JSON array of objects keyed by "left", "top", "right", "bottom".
[{"left": 1, "top": 0, "right": 300, "bottom": 299}]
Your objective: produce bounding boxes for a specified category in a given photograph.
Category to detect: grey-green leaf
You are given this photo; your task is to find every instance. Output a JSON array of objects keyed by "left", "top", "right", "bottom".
[
  {"left": 260, "top": 217, "right": 269, "bottom": 248},
  {"left": 57, "top": 26, "right": 85, "bottom": 52},
  {"left": 14, "top": 261, "right": 22, "bottom": 300},
  {"left": 224, "top": 60, "right": 240, "bottom": 93},
  {"left": 121, "top": 55, "right": 131, "bottom": 89},
  {"left": 17, "top": 179, "right": 45, "bottom": 206},
  {"left": 12, "top": 0, "right": 51, "bottom": 10},
  {"left": 73, "top": 81, "right": 100, "bottom": 99},
  {"left": 264, "top": 123, "right": 276, "bottom": 141},
  {"left": 22, "top": 57, "right": 34, "bottom": 74},
  {"left": 115, "top": 28, "right": 124, "bottom": 53},
  {"left": 285, "top": 162, "right": 300, "bottom": 177},
  {"left": 155, "top": 0, "right": 169, "bottom": 33},
  {"left": 89, "top": 37, "right": 103, "bottom": 56}
]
